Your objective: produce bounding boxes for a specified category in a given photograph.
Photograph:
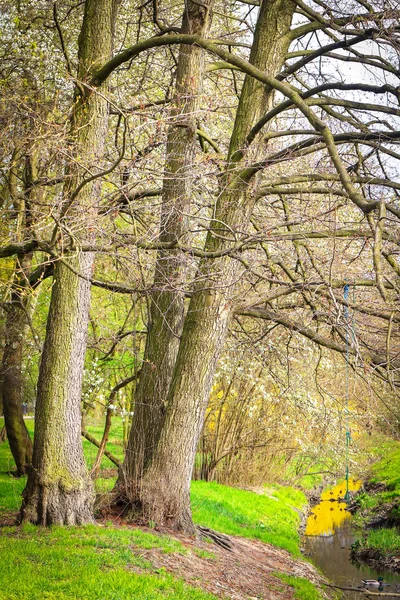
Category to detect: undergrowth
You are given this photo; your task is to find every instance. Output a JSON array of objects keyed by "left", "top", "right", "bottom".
[{"left": 352, "top": 437, "right": 400, "bottom": 559}]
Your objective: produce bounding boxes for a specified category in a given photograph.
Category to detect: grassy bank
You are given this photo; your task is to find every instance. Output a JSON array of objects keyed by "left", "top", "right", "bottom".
[
  {"left": 0, "top": 524, "right": 217, "bottom": 600},
  {"left": 352, "top": 438, "right": 400, "bottom": 563},
  {"left": 192, "top": 481, "right": 306, "bottom": 556},
  {"left": 0, "top": 418, "right": 323, "bottom": 599}
]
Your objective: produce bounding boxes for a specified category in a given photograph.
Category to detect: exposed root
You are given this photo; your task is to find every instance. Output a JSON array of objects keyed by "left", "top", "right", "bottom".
[{"left": 197, "top": 525, "right": 233, "bottom": 551}]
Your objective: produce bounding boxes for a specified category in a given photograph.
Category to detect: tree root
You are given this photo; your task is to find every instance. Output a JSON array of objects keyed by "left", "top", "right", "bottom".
[{"left": 197, "top": 525, "right": 233, "bottom": 551}]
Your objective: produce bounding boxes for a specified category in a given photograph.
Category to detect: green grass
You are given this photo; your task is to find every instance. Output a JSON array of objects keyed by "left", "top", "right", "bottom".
[
  {"left": 0, "top": 524, "right": 217, "bottom": 600},
  {"left": 0, "top": 417, "right": 124, "bottom": 514},
  {"left": 191, "top": 480, "right": 306, "bottom": 556},
  {"left": 356, "top": 438, "right": 400, "bottom": 510},
  {"left": 0, "top": 417, "right": 316, "bottom": 598},
  {"left": 96, "top": 477, "right": 307, "bottom": 557},
  {"left": 352, "top": 438, "right": 400, "bottom": 558},
  {"left": 274, "top": 573, "right": 324, "bottom": 600},
  {"left": 353, "top": 527, "right": 400, "bottom": 559},
  {"left": 0, "top": 422, "right": 219, "bottom": 599},
  {"left": 370, "top": 438, "right": 400, "bottom": 491},
  {"left": 364, "top": 528, "right": 400, "bottom": 555}
]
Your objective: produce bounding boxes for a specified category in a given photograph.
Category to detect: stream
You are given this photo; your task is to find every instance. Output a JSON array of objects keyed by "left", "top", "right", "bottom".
[{"left": 303, "top": 480, "right": 400, "bottom": 599}]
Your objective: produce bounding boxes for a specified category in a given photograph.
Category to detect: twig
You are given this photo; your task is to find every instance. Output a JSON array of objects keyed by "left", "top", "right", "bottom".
[{"left": 81, "top": 429, "right": 121, "bottom": 467}]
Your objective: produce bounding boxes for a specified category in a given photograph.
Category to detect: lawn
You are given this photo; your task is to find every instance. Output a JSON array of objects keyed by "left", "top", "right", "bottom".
[{"left": 0, "top": 417, "right": 321, "bottom": 600}]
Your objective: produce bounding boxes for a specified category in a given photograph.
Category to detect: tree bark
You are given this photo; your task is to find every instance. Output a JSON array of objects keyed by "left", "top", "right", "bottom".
[
  {"left": 137, "top": 0, "right": 296, "bottom": 531},
  {"left": 21, "top": 0, "right": 117, "bottom": 525},
  {"left": 1, "top": 297, "right": 33, "bottom": 475},
  {"left": 118, "top": 0, "right": 213, "bottom": 500},
  {"left": 0, "top": 153, "right": 39, "bottom": 476}
]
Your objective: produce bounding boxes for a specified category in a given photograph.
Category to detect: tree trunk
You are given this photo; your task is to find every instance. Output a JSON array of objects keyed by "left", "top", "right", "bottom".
[
  {"left": 137, "top": 0, "right": 296, "bottom": 531},
  {"left": 21, "top": 0, "right": 117, "bottom": 525},
  {"left": 0, "top": 153, "right": 39, "bottom": 476},
  {"left": 118, "top": 0, "right": 213, "bottom": 500},
  {"left": 1, "top": 298, "right": 33, "bottom": 475},
  {"left": 21, "top": 255, "right": 95, "bottom": 525}
]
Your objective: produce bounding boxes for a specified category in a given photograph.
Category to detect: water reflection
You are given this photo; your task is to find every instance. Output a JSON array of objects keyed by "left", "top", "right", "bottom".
[
  {"left": 305, "top": 479, "right": 362, "bottom": 536},
  {"left": 303, "top": 479, "right": 400, "bottom": 599}
]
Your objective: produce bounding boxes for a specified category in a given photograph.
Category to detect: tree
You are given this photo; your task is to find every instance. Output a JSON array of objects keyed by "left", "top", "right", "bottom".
[
  {"left": 21, "top": 0, "right": 118, "bottom": 525},
  {"left": 118, "top": 0, "right": 214, "bottom": 502},
  {"left": 98, "top": 0, "right": 399, "bottom": 530}
]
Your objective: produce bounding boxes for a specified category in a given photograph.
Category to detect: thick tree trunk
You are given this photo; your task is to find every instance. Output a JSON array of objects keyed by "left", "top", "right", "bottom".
[
  {"left": 1, "top": 298, "right": 33, "bottom": 475},
  {"left": 118, "top": 0, "right": 213, "bottom": 500},
  {"left": 137, "top": 0, "right": 296, "bottom": 531},
  {"left": 21, "top": 0, "right": 117, "bottom": 525},
  {"left": 21, "top": 256, "right": 95, "bottom": 525}
]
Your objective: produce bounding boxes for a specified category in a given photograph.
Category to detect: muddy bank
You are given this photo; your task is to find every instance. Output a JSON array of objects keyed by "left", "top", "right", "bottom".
[{"left": 351, "top": 545, "right": 400, "bottom": 573}]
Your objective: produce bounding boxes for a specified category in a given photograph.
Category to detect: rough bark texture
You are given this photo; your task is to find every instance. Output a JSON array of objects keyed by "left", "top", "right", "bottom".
[
  {"left": 138, "top": 0, "right": 296, "bottom": 531},
  {"left": 1, "top": 298, "right": 33, "bottom": 475},
  {"left": 21, "top": 255, "right": 95, "bottom": 525},
  {"left": 119, "top": 0, "right": 213, "bottom": 499},
  {"left": 21, "top": 0, "right": 116, "bottom": 525}
]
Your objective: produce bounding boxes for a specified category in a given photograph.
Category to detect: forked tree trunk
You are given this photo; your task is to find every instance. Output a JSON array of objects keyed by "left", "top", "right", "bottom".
[
  {"left": 137, "top": 0, "right": 296, "bottom": 531},
  {"left": 118, "top": 0, "right": 213, "bottom": 500},
  {"left": 21, "top": 0, "right": 117, "bottom": 525}
]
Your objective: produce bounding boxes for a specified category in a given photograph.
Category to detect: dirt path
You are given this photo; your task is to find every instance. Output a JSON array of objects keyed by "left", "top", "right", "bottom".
[{"left": 112, "top": 521, "right": 330, "bottom": 600}]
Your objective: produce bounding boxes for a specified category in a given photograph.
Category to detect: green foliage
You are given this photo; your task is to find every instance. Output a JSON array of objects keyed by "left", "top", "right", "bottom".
[
  {"left": 353, "top": 492, "right": 380, "bottom": 511},
  {"left": 191, "top": 481, "right": 306, "bottom": 556},
  {"left": 273, "top": 573, "right": 323, "bottom": 600},
  {"left": 0, "top": 525, "right": 217, "bottom": 600},
  {"left": 352, "top": 439, "right": 400, "bottom": 556}
]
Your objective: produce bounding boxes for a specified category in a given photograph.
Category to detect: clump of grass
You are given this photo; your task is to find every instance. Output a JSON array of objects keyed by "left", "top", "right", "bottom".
[
  {"left": 273, "top": 572, "right": 323, "bottom": 600},
  {"left": 191, "top": 480, "right": 305, "bottom": 556},
  {"left": 359, "top": 528, "right": 400, "bottom": 555}
]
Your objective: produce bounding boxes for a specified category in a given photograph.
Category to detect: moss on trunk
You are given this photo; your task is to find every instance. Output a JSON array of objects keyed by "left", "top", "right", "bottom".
[
  {"left": 21, "top": 0, "right": 117, "bottom": 524},
  {"left": 137, "top": 0, "right": 296, "bottom": 532}
]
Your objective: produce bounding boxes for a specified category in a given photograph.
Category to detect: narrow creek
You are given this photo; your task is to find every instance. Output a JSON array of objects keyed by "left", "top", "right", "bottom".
[{"left": 303, "top": 480, "right": 400, "bottom": 598}]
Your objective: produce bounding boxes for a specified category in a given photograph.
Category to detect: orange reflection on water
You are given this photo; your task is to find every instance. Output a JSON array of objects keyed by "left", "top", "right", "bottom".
[{"left": 305, "top": 479, "right": 362, "bottom": 537}]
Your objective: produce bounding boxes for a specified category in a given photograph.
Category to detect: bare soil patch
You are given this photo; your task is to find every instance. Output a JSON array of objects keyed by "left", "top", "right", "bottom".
[{"left": 101, "top": 516, "right": 329, "bottom": 600}]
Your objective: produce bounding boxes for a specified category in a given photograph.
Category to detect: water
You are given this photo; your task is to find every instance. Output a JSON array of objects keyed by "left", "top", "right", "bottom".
[{"left": 303, "top": 481, "right": 400, "bottom": 599}]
